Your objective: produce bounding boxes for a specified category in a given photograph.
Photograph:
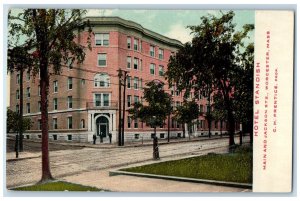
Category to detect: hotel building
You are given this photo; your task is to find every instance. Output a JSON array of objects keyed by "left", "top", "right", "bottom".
[{"left": 9, "top": 17, "right": 228, "bottom": 143}]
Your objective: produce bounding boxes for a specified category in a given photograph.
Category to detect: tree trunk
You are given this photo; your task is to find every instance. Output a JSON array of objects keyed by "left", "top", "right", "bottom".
[
  {"left": 167, "top": 114, "right": 170, "bottom": 142},
  {"left": 228, "top": 111, "right": 235, "bottom": 146},
  {"left": 220, "top": 120, "right": 223, "bottom": 138},
  {"left": 40, "top": 59, "right": 53, "bottom": 182},
  {"left": 19, "top": 69, "right": 24, "bottom": 152},
  {"left": 182, "top": 123, "right": 185, "bottom": 138}
]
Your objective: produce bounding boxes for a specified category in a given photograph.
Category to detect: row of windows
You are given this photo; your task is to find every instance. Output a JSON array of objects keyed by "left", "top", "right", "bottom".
[
  {"left": 37, "top": 117, "right": 85, "bottom": 130},
  {"left": 95, "top": 33, "right": 166, "bottom": 60}
]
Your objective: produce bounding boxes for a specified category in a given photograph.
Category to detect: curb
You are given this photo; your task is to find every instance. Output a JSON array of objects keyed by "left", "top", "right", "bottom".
[{"left": 109, "top": 170, "right": 252, "bottom": 189}]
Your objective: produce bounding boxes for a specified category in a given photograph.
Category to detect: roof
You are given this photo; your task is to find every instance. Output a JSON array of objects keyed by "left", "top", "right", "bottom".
[{"left": 84, "top": 16, "right": 184, "bottom": 48}]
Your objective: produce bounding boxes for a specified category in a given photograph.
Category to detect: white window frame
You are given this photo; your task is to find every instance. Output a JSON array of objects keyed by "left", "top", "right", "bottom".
[
  {"left": 134, "top": 38, "right": 138, "bottom": 51},
  {"left": 127, "top": 37, "right": 131, "bottom": 49},
  {"left": 97, "top": 53, "right": 107, "bottom": 67},
  {"left": 95, "top": 33, "right": 109, "bottom": 46},
  {"left": 67, "top": 96, "right": 72, "bottom": 109},
  {"left": 150, "top": 45, "right": 155, "bottom": 57},
  {"left": 67, "top": 77, "right": 73, "bottom": 90},
  {"left": 53, "top": 118, "right": 58, "bottom": 129},
  {"left": 16, "top": 89, "right": 20, "bottom": 100},
  {"left": 53, "top": 98, "right": 58, "bottom": 110},
  {"left": 94, "top": 73, "right": 110, "bottom": 88},
  {"left": 67, "top": 116, "right": 72, "bottom": 129},
  {"left": 26, "top": 87, "right": 30, "bottom": 98},
  {"left": 26, "top": 103, "right": 30, "bottom": 114},
  {"left": 133, "top": 58, "right": 139, "bottom": 70},
  {"left": 127, "top": 56, "right": 131, "bottom": 69},
  {"left": 94, "top": 93, "right": 111, "bottom": 107},
  {"left": 150, "top": 63, "right": 155, "bottom": 75},
  {"left": 134, "top": 77, "right": 139, "bottom": 90},
  {"left": 159, "top": 65, "right": 164, "bottom": 76},
  {"left": 53, "top": 81, "right": 58, "bottom": 93},
  {"left": 159, "top": 48, "right": 164, "bottom": 60}
]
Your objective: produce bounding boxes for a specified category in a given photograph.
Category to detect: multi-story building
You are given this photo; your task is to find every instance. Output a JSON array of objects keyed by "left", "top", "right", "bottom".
[{"left": 9, "top": 17, "right": 229, "bottom": 143}]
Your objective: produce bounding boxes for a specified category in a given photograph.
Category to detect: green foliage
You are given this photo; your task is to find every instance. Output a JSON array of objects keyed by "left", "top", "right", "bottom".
[
  {"left": 174, "top": 100, "right": 199, "bottom": 125},
  {"left": 13, "top": 181, "right": 104, "bottom": 191},
  {"left": 7, "top": 109, "right": 32, "bottom": 133},
  {"left": 122, "top": 147, "right": 253, "bottom": 184},
  {"left": 166, "top": 11, "right": 254, "bottom": 144},
  {"left": 8, "top": 9, "right": 92, "bottom": 76},
  {"left": 129, "top": 80, "right": 172, "bottom": 128}
]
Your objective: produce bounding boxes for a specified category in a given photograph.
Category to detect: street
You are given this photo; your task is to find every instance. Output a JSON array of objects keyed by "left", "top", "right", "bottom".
[{"left": 6, "top": 136, "right": 250, "bottom": 192}]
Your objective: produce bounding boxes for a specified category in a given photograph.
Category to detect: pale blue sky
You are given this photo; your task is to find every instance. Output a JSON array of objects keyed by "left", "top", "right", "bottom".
[{"left": 86, "top": 9, "right": 255, "bottom": 43}]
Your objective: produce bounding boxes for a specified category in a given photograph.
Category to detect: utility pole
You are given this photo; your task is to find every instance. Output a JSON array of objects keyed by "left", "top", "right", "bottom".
[
  {"left": 121, "top": 71, "right": 128, "bottom": 146},
  {"left": 117, "top": 69, "right": 122, "bottom": 146},
  {"left": 117, "top": 69, "right": 129, "bottom": 146}
]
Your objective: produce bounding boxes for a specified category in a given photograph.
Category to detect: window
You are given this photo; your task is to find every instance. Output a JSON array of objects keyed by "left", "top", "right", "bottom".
[
  {"left": 140, "top": 79, "right": 143, "bottom": 89},
  {"left": 81, "top": 79, "right": 85, "bottom": 85},
  {"left": 150, "top": 63, "right": 155, "bottom": 75},
  {"left": 127, "top": 57, "right": 131, "bottom": 69},
  {"left": 67, "top": 117, "right": 72, "bottom": 129},
  {"left": 134, "top": 58, "right": 138, "bottom": 70},
  {"left": 26, "top": 103, "right": 30, "bottom": 113},
  {"left": 140, "top": 59, "right": 143, "bottom": 71},
  {"left": 94, "top": 93, "right": 110, "bottom": 107},
  {"left": 38, "top": 101, "right": 41, "bottom": 112},
  {"left": 150, "top": 45, "right": 155, "bottom": 57},
  {"left": 38, "top": 135, "right": 42, "bottom": 139},
  {"left": 200, "top": 120, "right": 204, "bottom": 129},
  {"left": 159, "top": 48, "right": 164, "bottom": 60},
  {"left": 140, "top": 41, "right": 142, "bottom": 52},
  {"left": 53, "top": 98, "right": 58, "bottom": 110},
  {"left": 26, "top": 87, "right": 30, "bottom": 98},
  {"left": 26, "top": 135, "right": 30, "bottom": 139},
  {"left": 127, "top": 37, "right": 131, "bottom": 49},
  {"left": 67, "top": 58, "right": 73, "bottom": 69},
  {"left": 134, "top": 118, "right": 138, "bottom": 128},
  {"left": 95, "top": 33, "right": 109, "bottom": 46},
  {"left": 94, "top": 73, "right": 110, "bottom": 88},
  {"left": 160, "top": 133, "right": 165, "bottom": 139},
  {"left": 176, "top": 90, "right": 180, "bottom": 96},
  {"left": 53, "top": 134, "right": 58, "bottom": 140},
  {"left": 103, "top": 94, "right": 109, "bottom": 106},
  {"left": 151, "top": 133, "right": 155, "bottom": 139},
  {"left": 98, "top": 53, "right": 107, "bottom": 66},
  {"left": 16, "top": 74, "right": 20, "bottom": 84},
  {"left": 134, "top": 38, "right": 138, "bottom": 51},
  {"left": 134, "top": 96, "right": 139, "bottom": 104},
  {"left": 80, "top": 119, "right": 85, "bottom": 128},
  {"left": 127, "top": 76, "right": 131, "bottom": 88},
  {"left": 53, "top": 81, "right": 58, "bottom": 93},
  {"left": 134, "top": 134, "right": 140, "bottom": 139},
  {"left": 127, "top": 95, "right": 131, "bottom": 107},
  {"left": 67, "top": 135, "right": 72, "bottom": 141},
  {"left": 16, "top": 105, "right": 19, "bottom": 113},
  {"left": 68, "top": 77, "right": 72, "bottom": 90},
  {"left": 176, "top": 101, "right": 180, "bottom": 107},
  {"left": 171, "top": 118, "right": 175, "bottom": 128},
  {"left": 16, "top": 90, "right": 20, "bottom": 100},
  {"left": 127, "top": 116, "right": 131, "bottom": 128},
  {"left": 26, "top": 71, "right": 30, "bottom": 81},
  {"left": 38, "top": 119, "right": 41, "bottom": 130},
  {"left": 134, "top": 77, "right": 139, "bottom": 90},
  {"left": 38, "top": 85, "right": 41, "bottom": 96},
  {"left": 159, "top": 65, "right": 164, "bottom": 76},
  {"left": 67, "top": 96, "right": 72, "bottom": 109},
  {"left": 53, "top": 118, "right": 58, "bottom": 129},
  {"left": 95, "top": 94, "right": 101, "bottom": 106}
]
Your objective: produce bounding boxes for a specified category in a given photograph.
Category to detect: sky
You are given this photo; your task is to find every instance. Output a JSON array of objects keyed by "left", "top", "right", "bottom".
[{"left": 86, "top": 9, "right": 255, "bottom": 44}]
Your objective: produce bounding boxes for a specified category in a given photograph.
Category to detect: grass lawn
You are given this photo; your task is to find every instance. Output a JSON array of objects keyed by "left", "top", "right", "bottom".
[
  {"left": 12, "top": 181, "right": 104, "bottom": 191},
  {"left": 121, "top": 145, "right": 252, "bottom": 184}
]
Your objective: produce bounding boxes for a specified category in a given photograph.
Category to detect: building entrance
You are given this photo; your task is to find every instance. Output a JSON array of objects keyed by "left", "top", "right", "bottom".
[{"left": 96, "top": 116, "right": 109, "bottom": 138}]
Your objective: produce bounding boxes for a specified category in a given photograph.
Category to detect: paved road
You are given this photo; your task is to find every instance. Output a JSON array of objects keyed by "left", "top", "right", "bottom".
[{"left": 6, "top": 136, "right": 250, "bottom": 191}]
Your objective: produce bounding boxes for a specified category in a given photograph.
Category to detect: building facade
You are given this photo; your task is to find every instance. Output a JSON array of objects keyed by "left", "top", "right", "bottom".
[{"left": 9, "top": 17, "right": 230, "bottom": 143}]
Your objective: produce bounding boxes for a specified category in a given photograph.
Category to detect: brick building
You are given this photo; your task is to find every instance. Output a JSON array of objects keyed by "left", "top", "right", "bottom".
[{"left": 9, "top": 17, "right": 230, "bottom": 143}]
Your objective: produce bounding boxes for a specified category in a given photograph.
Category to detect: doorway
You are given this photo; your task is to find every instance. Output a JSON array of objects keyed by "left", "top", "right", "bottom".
[{"left": 96, "top": 116, "right": 109, "bottom": 138}]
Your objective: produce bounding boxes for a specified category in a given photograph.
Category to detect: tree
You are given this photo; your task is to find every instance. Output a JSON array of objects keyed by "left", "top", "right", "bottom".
[
  {"left": 174, "top": 100, "right": 199, "bottom": 140},
  {"left": 8, "top": 9, "right": 92, "bottom": 182},
  {"left": 8, "top": 44, "right": 35, "bottom": 152},
  {"left": 129, "top": 80, "right": 172, "bottom": 158},
  {"left": 167, "top": 11, "right": 254, "bottom": 146},
  {"left": 211, "top": 92, "right": 228, "bottom": 137},
  {"left": 7, "top": 108, "right": 32, "bottom": 133}
]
